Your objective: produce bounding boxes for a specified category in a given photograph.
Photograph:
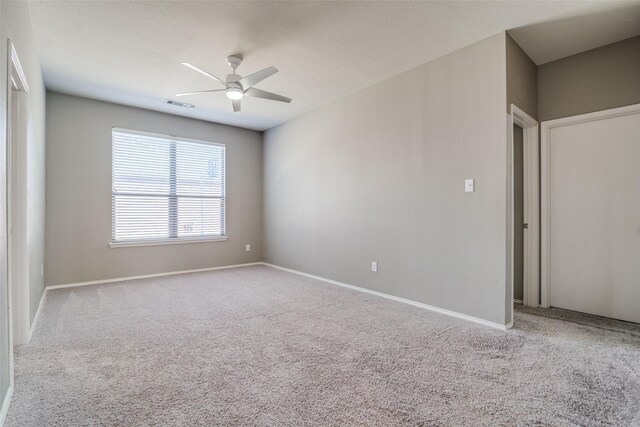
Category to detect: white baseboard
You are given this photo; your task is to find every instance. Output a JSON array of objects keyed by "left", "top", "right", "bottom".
[
  {"left": 46, "top": 262, "right": 263, "bottom": 290},
  {"left": 514, "top": 299, "right": 523, "bottom": 304},
  {"left": 0, "top": 386, "right": 13, "bottom": 427},
  {"left": 263, "top": 263, "right": 511, "bottom": 330}
]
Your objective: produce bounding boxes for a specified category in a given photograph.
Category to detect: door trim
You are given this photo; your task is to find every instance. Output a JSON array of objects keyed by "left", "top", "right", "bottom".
[
  {"left": 6, "top": 40, "right": 31, "bottom": 372},
  {"left": 540, "top": 103, "right": 640, "bottom": 308},
  {"left": 510, "top": 105, "right": 539, "bottom": 317}
]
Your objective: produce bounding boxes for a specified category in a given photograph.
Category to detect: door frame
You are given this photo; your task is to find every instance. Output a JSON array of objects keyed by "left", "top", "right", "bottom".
[
  {"left": 510, "top": 105, "right": 539, "bottom": 314},
  {"left": 7, "top": 39, "right": 30, "bottom": 355},
  {"left": 540, "top": 103, "right": 640, "bottom": 308}
]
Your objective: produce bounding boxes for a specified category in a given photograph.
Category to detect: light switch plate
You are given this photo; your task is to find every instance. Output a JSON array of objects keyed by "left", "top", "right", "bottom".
[
  {"left": 245, "top": 244, "right": 251, "bottom": 252},
  {"left": 465, "top": 179, "right": 475, "bottom": 192},
  {"left": 371, "top": 261, "right": 378, "bottom": 272}
]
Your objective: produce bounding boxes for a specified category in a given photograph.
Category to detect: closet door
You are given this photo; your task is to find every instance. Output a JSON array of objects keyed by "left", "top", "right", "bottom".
[{"left": 543, "top": 105, "right": 640, "bottom": 323}]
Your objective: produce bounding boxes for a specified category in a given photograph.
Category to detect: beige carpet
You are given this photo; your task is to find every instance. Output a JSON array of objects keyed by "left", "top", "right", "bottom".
[{"left": 6, "top": 265, "right": 640, "bottom": 426}]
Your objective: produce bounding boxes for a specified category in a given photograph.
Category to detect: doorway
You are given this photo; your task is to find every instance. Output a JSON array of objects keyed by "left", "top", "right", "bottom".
[
  {"left": 513, "top": 123, "right": 524, "bottom": 304},
  {"left": 510, "top": 105, "right": 539, "bottom": 321}
]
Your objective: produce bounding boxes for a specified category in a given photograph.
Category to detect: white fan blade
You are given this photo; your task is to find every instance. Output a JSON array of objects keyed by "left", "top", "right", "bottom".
[
  {"left": 182, "top": 62, "right": 229, "bottom": 87},
  {"left": 232, "top": 98, "right": 241, "bottom": 112},
  {"left": 245, "top": 87, "right": 291, "bottom": 103},
  {"left": 237, "top": 66, "right": 278, "bottom": 89},
  {"left": 175, "top": 89, "right": 225, "bottom": 97}
]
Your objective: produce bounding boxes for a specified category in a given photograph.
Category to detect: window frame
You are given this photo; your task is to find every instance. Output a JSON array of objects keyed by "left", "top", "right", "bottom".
[{"left": 109, "top": 127, "right": 227, "bottom": 248}]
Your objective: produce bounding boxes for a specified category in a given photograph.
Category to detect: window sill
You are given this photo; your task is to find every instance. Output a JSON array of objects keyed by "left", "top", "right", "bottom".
[{"left": 109, "top": 236, "right": 228, "bottom": 248}]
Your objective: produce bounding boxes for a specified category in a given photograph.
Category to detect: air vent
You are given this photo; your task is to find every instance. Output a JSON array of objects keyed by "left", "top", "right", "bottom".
[{"left": 166, "top": 99, "right": 195, "bottom": 109}]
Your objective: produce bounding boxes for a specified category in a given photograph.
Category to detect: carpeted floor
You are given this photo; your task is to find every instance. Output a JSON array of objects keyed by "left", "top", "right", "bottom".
[{"left": 6, "top": 265, "right": 640, "bottom": 426}]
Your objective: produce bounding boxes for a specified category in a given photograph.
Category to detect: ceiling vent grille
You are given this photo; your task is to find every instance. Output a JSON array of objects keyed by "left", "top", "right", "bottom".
[{"left": 166, "top": 99, "right": 195, "bottom": 109}]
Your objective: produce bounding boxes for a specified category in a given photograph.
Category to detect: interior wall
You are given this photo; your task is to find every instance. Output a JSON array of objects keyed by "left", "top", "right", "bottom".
[
  {"left": 506, "top": 34, "right": 537, "bottom": 119},
  {"left": 0, "top": 0, "right": 47, "bottom": 406},
  {"left": 45, "top": 93, "right": 263, "bottom": 286},
  {"left": 264, "top": 34, "right": 508, "bottom": 326},
  {"left": 538, "top": 35, "right": 640, "bottom": 121}
]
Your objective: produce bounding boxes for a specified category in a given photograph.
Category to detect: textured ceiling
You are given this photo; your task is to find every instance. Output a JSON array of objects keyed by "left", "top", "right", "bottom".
[{"left": 27, "top": 1, "right": 640, "bottom": 131}]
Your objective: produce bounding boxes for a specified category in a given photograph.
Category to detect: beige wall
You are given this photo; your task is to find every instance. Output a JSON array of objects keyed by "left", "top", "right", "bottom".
[
  {"left": 45, "top": 93, "right": 263, "bottom": 286},
  {"left": 264, "top": 34, "right": 509, "bottom": 326},
  {"left": 538, "top": 36, "right": 640, "bottom": 121},
  {"left": 0, "top": 0, "right": 47, "bottom": 403},
  {"left": 506, "top": 34, "right": 537, "bottom": 119}
]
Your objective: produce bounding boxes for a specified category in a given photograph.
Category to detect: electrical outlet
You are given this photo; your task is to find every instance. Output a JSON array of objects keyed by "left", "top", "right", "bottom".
[
  {"left": 371, "top": 261, "right": 378, "bottom": 273},
  {"left": 245, "top": 244, "right": 251, "bottom": 252}
]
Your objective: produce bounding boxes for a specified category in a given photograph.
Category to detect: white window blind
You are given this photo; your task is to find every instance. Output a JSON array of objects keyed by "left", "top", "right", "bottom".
[{"left": 112, "top": 129, "right": 225, "bottom": 245}]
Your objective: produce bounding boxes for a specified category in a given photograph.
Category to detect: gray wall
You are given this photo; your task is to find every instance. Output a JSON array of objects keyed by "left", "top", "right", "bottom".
[
  {"left": 45, "top": 93, "right": 263, "bottom": 286},
  {"left": 538, "top": 35, "right": 640, "bottom": 121},
  {"left": 0, "top": 0, "right": 47, "bottom": 404},
  {"left": 506, "top": 34, "right": 537, "bottom": 119},
  {"left": 264, "top": 34, "right": 509, "bottom": 326}
]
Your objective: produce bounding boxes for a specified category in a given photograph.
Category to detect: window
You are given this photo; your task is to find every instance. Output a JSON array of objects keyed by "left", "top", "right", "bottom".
[{"left": 111, "top": 128, "right": 225, "bottom": 246}]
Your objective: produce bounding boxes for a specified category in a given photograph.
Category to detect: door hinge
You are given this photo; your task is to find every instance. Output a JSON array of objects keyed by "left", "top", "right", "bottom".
[{"left": 523, "top": 223, "right": 529, "bottom": 229}]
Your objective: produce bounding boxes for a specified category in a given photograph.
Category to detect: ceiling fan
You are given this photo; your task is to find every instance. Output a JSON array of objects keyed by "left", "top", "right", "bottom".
[{"left": 176, "top": 55, "right": 292, "bottom": 112}]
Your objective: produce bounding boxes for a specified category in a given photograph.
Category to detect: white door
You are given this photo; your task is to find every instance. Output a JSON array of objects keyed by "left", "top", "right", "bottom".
[{"left": 542, "top": 105, "right": 640, "bottom": 324}]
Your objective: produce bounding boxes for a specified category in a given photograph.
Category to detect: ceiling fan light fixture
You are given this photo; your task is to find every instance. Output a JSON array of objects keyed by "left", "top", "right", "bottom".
[{"left": 226, "top": 87, "right": 243, "bottom": 100}]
